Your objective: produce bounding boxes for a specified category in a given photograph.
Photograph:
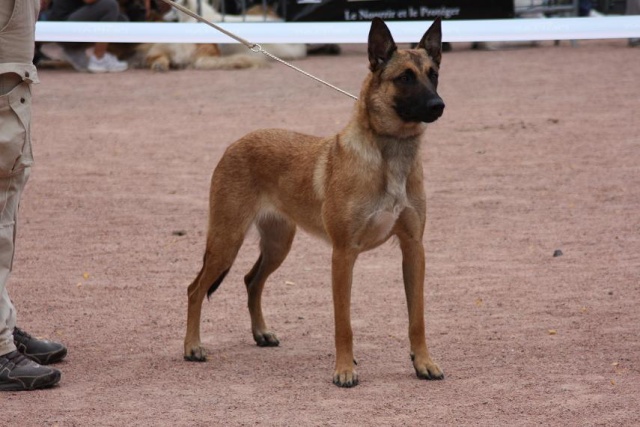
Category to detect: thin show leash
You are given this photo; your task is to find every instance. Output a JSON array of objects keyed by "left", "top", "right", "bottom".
[{"left": 157, "top": 0, "right": 359, "bottom": 101}]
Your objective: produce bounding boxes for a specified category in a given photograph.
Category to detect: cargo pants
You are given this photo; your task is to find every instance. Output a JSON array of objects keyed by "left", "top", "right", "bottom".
[{"left": 0, "top": 0, "right": 39, "bottom": 356}]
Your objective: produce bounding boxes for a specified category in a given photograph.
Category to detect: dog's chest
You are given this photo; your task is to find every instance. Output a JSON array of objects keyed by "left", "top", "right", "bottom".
[
  {"left": 365, "top": 202, "right": 404, "bottom": 248},
  {"left": 359, "top": 151, "right": 411, "bottom": 249}
]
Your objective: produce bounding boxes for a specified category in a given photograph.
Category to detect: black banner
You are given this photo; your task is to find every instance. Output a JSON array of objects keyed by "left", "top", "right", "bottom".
[{"left": 285, "top": 0, "right": 515, "bottom": 21}]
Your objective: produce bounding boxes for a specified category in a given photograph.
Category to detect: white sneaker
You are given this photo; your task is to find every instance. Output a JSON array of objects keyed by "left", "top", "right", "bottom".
[{"left": 88, "top": 52, "right": 128, "bottom": 73}]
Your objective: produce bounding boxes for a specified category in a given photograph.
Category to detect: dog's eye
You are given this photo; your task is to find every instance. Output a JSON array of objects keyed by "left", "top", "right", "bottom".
[
  {"left": 396, "top": 70, "right": 415, "bottom": 84},
  {"left": 428, "top": 69, "right": 439, "bottom": 84}
]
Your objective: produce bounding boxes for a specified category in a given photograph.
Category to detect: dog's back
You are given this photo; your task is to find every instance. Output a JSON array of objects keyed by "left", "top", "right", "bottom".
[{"left": 210, "top": 129, "right": 328, "bottom": 239}]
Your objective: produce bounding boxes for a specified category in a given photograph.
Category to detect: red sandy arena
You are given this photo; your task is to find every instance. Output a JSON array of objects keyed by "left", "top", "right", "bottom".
[{"left": 1, "top": 40, "right": 639, "bottom": 425}]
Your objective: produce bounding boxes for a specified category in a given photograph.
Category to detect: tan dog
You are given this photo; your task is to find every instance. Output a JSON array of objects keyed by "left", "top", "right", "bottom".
[{"left": 184, "top": 17, "right": 445, "bottom": 388}]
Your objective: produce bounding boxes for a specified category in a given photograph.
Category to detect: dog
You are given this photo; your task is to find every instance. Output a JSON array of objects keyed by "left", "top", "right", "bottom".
[
  {"left": 140, "top": 0, "right": 306, "bottom": 71},
  {"left": 184, "top": 17, "right": 445, "bottom": 388}
]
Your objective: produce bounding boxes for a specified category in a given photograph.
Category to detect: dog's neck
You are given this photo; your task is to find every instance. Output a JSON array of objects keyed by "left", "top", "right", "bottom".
[
  {"left": 338, "top": 84, "right": 423, "bottom": 211},
  {"left": 336, "top": 86, "right": 423, "bottom": 168},
  {"left": 338, "top": 72, "right": 426, "bottom": 163}
]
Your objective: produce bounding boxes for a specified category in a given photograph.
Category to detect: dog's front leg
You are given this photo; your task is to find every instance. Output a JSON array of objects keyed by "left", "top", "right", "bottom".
[
  {"left": 331, "top": 247, "right": 359, "bottom": 387},
  {"left": 397, "top": 211, "right": 444, "bottom": 381}
]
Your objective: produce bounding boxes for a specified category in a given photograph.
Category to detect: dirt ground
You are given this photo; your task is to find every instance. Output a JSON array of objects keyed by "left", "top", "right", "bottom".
[{"left": 1, "top": 39, "right": 639, "bottom": 426}]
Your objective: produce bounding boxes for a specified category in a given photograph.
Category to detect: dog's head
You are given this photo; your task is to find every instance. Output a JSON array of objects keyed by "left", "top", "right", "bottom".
[{"left": 366, "top": 18, "right": 445, "bottom": 125}]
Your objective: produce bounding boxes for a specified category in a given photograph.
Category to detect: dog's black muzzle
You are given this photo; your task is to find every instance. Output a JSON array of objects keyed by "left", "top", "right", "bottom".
[{"left": 394, "top": 92, "right": 445, "bottom": 124}]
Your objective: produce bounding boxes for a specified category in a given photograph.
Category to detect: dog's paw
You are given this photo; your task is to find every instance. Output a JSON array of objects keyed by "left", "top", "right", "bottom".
[
  {"left": 333, "top": 368, "right": 359, "bottom": 388},
  {"left": 150, "top": 60, "right": 169, "bottom": 72},
  {"left": 184, "top": 345, "right": 207, "bottom": 362},
  {"left": 411, "top": 353, "right": 444, "bottom": 380},
  {"left": 253, "top": 331, "right": 280, "bottom": 347}
]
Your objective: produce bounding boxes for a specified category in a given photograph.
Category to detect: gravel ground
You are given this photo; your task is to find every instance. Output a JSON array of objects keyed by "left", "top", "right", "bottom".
[{"left": 1, "top": 39, "right": 639, "bottom": 426}]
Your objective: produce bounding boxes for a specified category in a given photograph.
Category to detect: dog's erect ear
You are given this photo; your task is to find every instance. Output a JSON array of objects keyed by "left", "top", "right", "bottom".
[
  {"left": 368, "top": 18, "right": 397, "bottom": 71},
  {"left": 417, "top": 17, "right": 443, "bottom": 66}
]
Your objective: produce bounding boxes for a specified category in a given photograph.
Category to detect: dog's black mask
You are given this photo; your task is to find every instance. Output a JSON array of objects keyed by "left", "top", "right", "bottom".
[{"left": 394, "top": 83, "right": 445, "bottom": 124}]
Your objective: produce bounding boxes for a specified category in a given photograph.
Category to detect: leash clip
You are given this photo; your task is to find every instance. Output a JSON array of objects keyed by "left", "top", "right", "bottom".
[{"left": 250, "top": 43, "right": 263, "bottom": 53}]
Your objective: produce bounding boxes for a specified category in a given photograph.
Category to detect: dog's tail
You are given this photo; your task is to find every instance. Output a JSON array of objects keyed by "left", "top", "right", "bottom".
[
  {"left": 207, "top": 267, "right": 229, "bottom": 299},
  {"left": 189, "top": 251, "right": 231, "bottom": 300}
]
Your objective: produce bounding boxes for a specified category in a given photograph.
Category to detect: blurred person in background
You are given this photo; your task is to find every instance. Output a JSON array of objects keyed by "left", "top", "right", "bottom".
[
  {"left": 578, "top": 0, "right": 592, "bottom": 16},
  {"left": 44, "top": 0, "right": 132, "bottom": 72}
]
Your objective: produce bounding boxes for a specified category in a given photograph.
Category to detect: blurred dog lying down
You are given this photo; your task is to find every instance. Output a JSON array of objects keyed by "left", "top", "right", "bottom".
[{"left": 138, "top": 0, "right": 307, "bottom": 71}]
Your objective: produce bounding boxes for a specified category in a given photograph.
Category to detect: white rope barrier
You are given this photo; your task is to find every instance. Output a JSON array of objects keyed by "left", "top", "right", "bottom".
[{"left": 35, "top": 17, "right": 640, "bottom": 44}]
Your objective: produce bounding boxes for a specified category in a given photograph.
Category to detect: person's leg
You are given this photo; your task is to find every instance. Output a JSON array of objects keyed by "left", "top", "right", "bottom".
[
  {"left": 0, "top": 78, "right": 33, "bottom": 357},
  {"left": 0, "top": 3, "right": 65, "bottom": 392},
  {"left": 0, "top": 169, "right": 28, "bottom": 358},
  {"left": 67, "top": 0, "right": 120, "bottom": 59},
  {"left": 65, "top": 0, "right": 128, "bottom": 71},
  {"left": 0, "top": 287, "right": 16, "bottom": 355},
  {"left": 0, "top": 143, "right": 60, "bottom": 391},
  {"left": 93, "top": 43, "right": 109, "bottom": 59},
  {"left": 66, "top": 0, "right": 120, "bottom": 22},
  {"left": 0, "top": 0, "right": 30, "bottom": 359}
]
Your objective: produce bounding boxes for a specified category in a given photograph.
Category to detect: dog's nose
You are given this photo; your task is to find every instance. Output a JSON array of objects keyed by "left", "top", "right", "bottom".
[{"left": 427, "top": 98, "right": 445, "bottom": 117}]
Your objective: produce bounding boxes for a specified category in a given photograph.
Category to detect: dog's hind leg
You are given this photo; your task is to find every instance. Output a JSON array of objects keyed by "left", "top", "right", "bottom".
[
  {"left": 184, "top": 254, "right": 233, "bottom": 361},
  {"left": 184, "top": 211, "right": 254, "bottom": 362},
  {"left": 244, "top": 214, "right": 296, "bottom": 347}
]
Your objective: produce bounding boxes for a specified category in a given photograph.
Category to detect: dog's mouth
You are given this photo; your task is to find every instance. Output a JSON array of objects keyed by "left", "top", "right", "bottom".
[{"left": 423, "top": 107, "right": 445, "bottom": 123}]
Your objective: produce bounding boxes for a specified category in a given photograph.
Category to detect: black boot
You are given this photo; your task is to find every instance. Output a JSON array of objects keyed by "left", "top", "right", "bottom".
[
  {"left": 13, "top": 327, "right": 67, "bottom": 365},
  {"left": 0, "top": 350, "right": 61, "bottom": 391}
]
